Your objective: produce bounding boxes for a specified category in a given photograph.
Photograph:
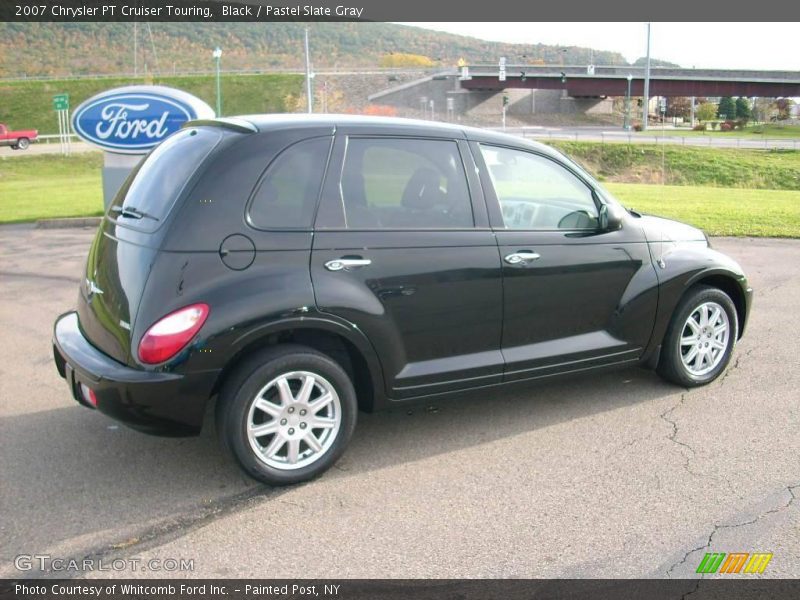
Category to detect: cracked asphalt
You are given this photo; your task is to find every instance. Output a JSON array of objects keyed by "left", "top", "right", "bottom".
[{"left": 1, "top": 226, "right": 798, "bottom": 579}]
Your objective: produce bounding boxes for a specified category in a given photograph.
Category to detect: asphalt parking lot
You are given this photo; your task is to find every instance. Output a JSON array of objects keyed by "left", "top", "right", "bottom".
[{"left": 0, "top": 225, "right": 797, "bottom": 579}]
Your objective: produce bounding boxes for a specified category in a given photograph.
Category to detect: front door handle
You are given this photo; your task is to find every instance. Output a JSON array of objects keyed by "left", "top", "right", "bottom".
[
  {"left": 504, "top": 250, "right": 541, "bottom": 265},
  {"left": 325, "top": 258, "right": 372, "bottom": 271}
]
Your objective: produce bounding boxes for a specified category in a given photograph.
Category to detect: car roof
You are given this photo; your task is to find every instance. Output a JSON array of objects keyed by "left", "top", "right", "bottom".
[{"left": 204, "top": 113, "right": 562, "bottom": 159}]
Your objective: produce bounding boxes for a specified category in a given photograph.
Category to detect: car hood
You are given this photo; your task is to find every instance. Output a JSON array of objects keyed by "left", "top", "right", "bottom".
[{"left": 637, "top": 214, "right": 707, "bottom": 243}]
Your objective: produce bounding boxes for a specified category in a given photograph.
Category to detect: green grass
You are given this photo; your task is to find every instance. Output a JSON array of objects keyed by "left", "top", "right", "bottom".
[
  {"left": 0, "top": 73, "right": 304, "bottom": 134},
  {"left": 605, "top": 183, "right": 800, "bottom": 238},
  {"left": 0, "top": 153, "right": 104, "bottom": 223},
  {"left": 3, "top": 148, "right": 800, "bottom": 238},
  {"left": 549, "top": 142, "right": 800, "bottom": 190},
  {"left": 637, "top": 124, "right": 800, "bottom": 138}
]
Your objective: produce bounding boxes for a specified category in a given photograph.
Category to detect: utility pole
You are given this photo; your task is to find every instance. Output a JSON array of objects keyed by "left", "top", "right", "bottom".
[
  {"left": 642, "top": 22, "right": 651, "bottom": 131},
  {"left": 304, "top": 28, "right": 313, "bottom": 114}
]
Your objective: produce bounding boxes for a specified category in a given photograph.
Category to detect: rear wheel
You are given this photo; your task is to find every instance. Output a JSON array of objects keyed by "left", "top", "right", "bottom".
[
  {"left": 217, "top": 345, "right": 357, "bottom": 485},
  {"left": 657, "top": 285, "right": 738, "bottom": 387},
  {"left": 16, "top": 138, "right": 30, "bottom": 150}
]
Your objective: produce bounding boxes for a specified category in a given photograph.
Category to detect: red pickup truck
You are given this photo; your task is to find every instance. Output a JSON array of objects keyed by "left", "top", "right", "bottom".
[{"left": 0, "top": 123, "right": 38, "bottom": 150}]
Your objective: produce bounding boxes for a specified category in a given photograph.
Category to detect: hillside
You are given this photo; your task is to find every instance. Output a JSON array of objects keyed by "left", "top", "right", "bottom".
[
  {"left": 0, "top": 22, "right": 632, "bottom": 78},
  {"left": 0, "top": 73, "right": 303, "bottom": 133}
]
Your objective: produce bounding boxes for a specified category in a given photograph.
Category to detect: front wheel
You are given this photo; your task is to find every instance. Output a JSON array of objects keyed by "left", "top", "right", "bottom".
[
  {"left": 657, "top": 285, "right": 738, "bottom": 387},
  {"left": 217, "top": 345, "right": 357, "bottom": 486}
]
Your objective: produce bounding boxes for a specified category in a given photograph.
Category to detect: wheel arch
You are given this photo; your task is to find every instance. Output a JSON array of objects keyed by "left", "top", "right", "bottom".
[
  {"left": 685, "top": 270, "right": 748, "bottom": 339},
  {"left": 210, "top": 317, "right": 386, "bottom": 413}
]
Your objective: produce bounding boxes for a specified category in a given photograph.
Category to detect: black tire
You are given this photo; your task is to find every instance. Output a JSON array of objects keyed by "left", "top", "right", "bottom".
[
  {"left": 216, "top": 344, "right": 357, "bottom": 486},
  {"left": 16, "top": 138, "right": 29, "bottom": 150},
  {"left": 657, "top": 285, "right": 738, "bottom": 387}
]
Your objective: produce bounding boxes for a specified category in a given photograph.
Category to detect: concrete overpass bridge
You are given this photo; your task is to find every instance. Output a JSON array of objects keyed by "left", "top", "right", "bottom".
[
  {"left": 368, "top": 66, "right": 800, "bottom": 120},
  {"left": 460, "top": 65, "right": 800, "bottom": 98}
]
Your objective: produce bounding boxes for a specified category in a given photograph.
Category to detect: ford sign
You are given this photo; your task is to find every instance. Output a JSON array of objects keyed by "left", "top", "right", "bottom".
[{"left": 72, "top": 85, "right": 215, "bottom": 154}]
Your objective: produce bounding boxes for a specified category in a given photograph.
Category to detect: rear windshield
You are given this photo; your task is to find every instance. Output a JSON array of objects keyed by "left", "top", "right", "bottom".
[{"left": 109, "top": 127, "right": 223, "bottom": 232}]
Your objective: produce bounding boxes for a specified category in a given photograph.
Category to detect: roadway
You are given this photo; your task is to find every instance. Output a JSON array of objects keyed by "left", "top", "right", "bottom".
[{"left": 0, "top": 225, "right": 798, "bottom": 579}]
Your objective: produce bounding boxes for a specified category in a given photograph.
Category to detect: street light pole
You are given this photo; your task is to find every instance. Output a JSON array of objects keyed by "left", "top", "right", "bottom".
[
  {"left": 642, "top": 22, "right": 651, "bottom": 131},
  {"left": 304, "top": 28, "right": 313, "bottom": 114},
  {"left": 624, "top": 73, "right": 633, "bottom": 130},
  {"left": 212, "top": 47, "right": 222, "bottom": 117}
]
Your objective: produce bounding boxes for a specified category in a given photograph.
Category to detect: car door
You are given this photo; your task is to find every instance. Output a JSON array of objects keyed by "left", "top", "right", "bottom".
[
  {"left": 472, "top": 141, "right": 659, "bottom": 382},
  {"left": 311, "top": 130, "right": 504, "bottom": 399}
]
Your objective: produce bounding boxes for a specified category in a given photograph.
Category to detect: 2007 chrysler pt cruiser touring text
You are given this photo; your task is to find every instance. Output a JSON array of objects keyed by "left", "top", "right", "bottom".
[{"left": 53, "top": 115, "right": 752, "bottom": 485}]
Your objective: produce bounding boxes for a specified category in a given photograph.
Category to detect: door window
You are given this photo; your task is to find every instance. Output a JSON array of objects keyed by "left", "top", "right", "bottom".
[
  {"left": 480, "top": 145, "right": 599, "bottom": 230},
  {"left": 340, "top": 138, "right": 473, "bottom": 229}
]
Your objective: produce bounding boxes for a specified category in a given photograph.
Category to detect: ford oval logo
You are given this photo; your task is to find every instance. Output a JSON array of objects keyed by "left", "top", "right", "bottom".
[{"left": 71, "top": 85, "right": 215, "bottom": 154}]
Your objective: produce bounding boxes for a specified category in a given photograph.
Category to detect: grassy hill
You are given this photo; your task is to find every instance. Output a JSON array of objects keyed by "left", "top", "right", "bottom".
[
  {"left": 0, "top": 22, "right": 631, "bottom": 78},
  {"left": 0, "top": 73, "right": 303, "bottom": 133}
]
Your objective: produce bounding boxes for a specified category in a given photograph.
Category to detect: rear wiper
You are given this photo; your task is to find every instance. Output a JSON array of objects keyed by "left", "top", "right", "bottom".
[{"left": 110, "top": 205, "right": 160, "bottom": 221}]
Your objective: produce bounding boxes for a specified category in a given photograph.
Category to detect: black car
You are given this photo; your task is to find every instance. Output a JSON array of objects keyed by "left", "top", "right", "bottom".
[{"left": 53, "top": 115, "right": 752, "bottom": 485}]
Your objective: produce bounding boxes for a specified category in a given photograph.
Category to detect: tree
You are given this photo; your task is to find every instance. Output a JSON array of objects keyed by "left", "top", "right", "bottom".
[
  {"left": 666, "top": 97, "right": 692, "bottom": 119},
  {"left": 717, "top": 96, "right": 736, "bottom": 120},
  {"left": 735, "top": 97, "right": 751, "bottom": 122},
  {"left": 696, "top": 102, "right": 718, "bottom": 122},
  {"left": 379, "top": 53, "right": 436, "bottom": 68},
  {"left": 774, "top": 98, "right": 796, "bottom": 120}
]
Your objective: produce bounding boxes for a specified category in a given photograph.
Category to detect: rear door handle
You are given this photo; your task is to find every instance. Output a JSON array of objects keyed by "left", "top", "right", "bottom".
[
  {"left": 504, "top": 250, "right": 541, "bottom": 265},
  {"left": 325, "top": 258, "right": 372, "bottom": 271}
]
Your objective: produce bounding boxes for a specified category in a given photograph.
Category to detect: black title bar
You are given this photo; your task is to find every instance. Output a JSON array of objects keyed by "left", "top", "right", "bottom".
[
  {"left": 3, "top": 579, "right": 800, "bottom": 600},
  {"left": 3, "top": 0, "right": 800, "bottom": 22}
]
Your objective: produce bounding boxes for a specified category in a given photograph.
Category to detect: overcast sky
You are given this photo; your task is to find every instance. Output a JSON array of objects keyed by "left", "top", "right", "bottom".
[{"left": 399, "top": 23, "right": 798, "bottom": 71}]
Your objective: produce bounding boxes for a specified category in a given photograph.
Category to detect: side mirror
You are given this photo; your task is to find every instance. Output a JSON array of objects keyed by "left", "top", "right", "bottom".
[{"left": 599, "top": 203, "right": 623, "bottom": 231}]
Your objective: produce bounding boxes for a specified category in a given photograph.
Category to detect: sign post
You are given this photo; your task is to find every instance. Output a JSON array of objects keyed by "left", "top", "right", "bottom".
[{"left": 53, "top": 93, "right": 70, "bottom": 156}]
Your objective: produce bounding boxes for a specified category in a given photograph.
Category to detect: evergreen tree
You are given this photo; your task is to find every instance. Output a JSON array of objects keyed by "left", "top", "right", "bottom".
[
  {"left": 717, "top": 96, "right": 736, "bottom": 120},
  {"left": 735, "top": 97, "right": 751, "bottom": 122}
]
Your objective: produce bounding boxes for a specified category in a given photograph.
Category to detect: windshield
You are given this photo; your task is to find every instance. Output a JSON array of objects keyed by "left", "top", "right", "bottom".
[{"left": 108, "top": 127, "right": 223, "bottom": 232}]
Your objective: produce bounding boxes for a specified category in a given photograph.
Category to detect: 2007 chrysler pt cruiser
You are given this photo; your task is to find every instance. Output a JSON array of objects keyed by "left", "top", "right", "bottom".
[{"left": 53, "top": 115, "right": 752, "bottom": 485}]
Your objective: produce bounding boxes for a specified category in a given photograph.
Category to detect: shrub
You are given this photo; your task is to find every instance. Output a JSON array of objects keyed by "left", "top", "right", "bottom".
[
  {"left": 720, "top": 121, "right": 735, "bottom": 131},
  {"left": 362, "top": 104, "right": 398, "bottom": 117},
  {"left": 633, "top": 123, "right": 643, "bottom": 132},
  {"left": 710, "top": 121, "right": 719, "bottom": 130},
  {"left": 693, "top": 123, "right": 707, "bottom": 131}
]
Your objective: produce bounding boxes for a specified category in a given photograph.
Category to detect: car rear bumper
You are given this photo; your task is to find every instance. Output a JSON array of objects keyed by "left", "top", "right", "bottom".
[{"left": 53, "top": 311, "right": 218, "bottom": 436}]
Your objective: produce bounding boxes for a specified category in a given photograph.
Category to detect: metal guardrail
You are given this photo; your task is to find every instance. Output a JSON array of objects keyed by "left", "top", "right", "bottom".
[
  {"left": 506, "top": 129, "right": 800, "bottom": 151},
  {"left": 27, "top": 131, "right": 800, "bottom": 151},
  {"left": 37, "top": 133, "right": 80, "bottom": 143},
  {"left": 0, "top": 67, "right": 438, "bottom": 83}
]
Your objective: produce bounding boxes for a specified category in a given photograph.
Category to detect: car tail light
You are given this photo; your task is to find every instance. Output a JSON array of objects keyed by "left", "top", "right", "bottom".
[{"left": 138, "top": 303, "right": 209, "bottom": 365}]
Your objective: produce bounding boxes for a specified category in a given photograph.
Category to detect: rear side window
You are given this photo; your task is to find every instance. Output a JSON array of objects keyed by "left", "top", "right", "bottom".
[
  {"left": 248, "top": 137, "right": 332, "bottom": 229},
  {"left": 340, "top": 137, "right": 473, "bottom": 229},
  {"left": 110, "top": 127, "right": 223, "bottom": 232}
]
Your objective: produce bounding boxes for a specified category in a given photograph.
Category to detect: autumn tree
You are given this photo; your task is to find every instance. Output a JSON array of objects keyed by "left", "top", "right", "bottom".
[
  {"left": 379, "top": 53, "right": 436, "bottom": 68},
  {"left": 665, "top": 97, "right": 692, "bottom": 119}
]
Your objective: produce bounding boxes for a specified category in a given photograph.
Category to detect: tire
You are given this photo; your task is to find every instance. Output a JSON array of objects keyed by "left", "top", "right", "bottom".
[
  {"left": 216, "top": 344, "right": 357, "bottom": 486},
  {"left": 16, "top": 138, "right": 30, "bottom": 150},
  {"left": 657, "top": 285, "right": 738, "bottom": 387}
]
